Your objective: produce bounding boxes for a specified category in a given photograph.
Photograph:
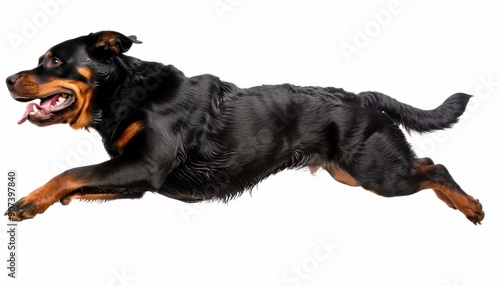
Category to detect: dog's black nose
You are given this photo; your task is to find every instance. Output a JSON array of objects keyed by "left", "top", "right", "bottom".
[{"left": 6, "top": 74, "right": 20, "bottom": 91}]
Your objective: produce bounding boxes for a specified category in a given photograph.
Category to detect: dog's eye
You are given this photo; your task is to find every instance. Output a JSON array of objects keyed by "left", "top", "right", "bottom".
[{"left": 48, "top": 57, "right": 62, "bottom": 68}]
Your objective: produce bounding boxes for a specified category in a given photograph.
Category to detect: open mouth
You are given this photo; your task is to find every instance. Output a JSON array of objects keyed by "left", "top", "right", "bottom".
[{"left": 17, "top": 89, "right": 75, "bottom": 125}]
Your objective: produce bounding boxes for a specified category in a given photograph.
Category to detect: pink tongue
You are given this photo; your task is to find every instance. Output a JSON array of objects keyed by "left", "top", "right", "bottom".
[
  {"left": 40, "top": 95, "right": 59, "bottom": 108},
  {"left": 17, "top": 95, "right": 59, "bottom": 125}
]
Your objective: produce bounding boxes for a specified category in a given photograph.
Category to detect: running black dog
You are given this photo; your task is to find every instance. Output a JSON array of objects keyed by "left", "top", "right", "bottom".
[{"left": 5, "top": 31, "right": 484, "bottom": 224}]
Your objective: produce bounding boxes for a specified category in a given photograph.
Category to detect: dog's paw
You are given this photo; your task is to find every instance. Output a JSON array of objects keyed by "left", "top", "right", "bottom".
[
  {"left": 4, "top": 196, "right": 48, "bottom": 221},
  {"left": 462, "top": 198, "right": 484, "bottom": 225}
]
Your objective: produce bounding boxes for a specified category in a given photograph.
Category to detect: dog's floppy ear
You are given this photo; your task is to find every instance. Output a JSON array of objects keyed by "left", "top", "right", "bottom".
[{"left": 90, "top": 31, "right": 142, "bottom": 54}]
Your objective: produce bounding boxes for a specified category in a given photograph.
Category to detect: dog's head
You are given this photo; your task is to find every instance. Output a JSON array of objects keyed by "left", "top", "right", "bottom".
[{"left": 6, "top": 31, "right": 141, "bottom": 129}]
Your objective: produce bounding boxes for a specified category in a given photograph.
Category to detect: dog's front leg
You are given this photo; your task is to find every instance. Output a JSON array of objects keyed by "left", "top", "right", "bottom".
[{"left": 5, "top": 154, "right": 169, "bottom": 221}]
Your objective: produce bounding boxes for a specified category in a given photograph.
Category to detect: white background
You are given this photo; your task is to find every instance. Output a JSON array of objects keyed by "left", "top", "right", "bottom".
[{"left": 1, "top": 1, "right": 499, "bottom": 285}]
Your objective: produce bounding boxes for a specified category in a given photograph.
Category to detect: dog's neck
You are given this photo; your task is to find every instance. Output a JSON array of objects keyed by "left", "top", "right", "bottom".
[{"left": 90, "top": 57, "right": 183, "bottom": 156}]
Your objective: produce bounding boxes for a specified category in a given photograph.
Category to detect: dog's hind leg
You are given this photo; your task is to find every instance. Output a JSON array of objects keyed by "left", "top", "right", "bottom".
[
  {"left": 328, "top": 124, "right": 484, "bottom": 224},
  {"left": 356, "top": 156, "right": 484, "bottom": 224},
  {"left": 413, "top": 157, "right": 456, "bottom": 210},
  {"left": 349, "top": 156, "right": 484, "bottom": 224},
  {"left": 412, "top": 162, "right": 484, "bottom": 224},
  {"left": 319, "top": 163, "right": 360, "bottom": 187}
]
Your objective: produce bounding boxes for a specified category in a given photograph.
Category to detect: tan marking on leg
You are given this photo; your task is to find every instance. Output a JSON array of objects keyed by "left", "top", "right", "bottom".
[
  {"left": 423, "top": 182, "right": 484, "bottom": 224},
  {"left": 60, "top": 193, "right": 121, "bottom": 205},
  {"left": 5, "top": 173, "right": 85, "bottom": 221},
  {"left": 115, "top": 121, "right": 143, "bottom": 150},
  {"left": 323, "top": 163, "right": 359, "bottom": 187},
  {"left": 433, "top": 189, "right": 457, "bottom": 209},
  {"left": 417, "top": 164, "right": 484, "bottom": 225}
]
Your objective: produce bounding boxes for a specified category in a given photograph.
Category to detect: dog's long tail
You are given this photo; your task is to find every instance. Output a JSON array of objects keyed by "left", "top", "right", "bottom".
[{"left": 357, "top": 91, "right": 472, "bottom": 133}]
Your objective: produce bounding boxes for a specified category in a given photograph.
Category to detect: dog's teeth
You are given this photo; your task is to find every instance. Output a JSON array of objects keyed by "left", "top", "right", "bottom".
[{"left": 57, "top": 96, "right": 67, "bottom": 105}]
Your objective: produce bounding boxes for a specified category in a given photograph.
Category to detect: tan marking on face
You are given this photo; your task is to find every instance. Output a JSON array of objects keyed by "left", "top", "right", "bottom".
[
  {"left": 35, "top": 78, "right": 94, "bottom": 129},
  {"left": 77, "top": 67, "right": 92, "bottom": 80},
  {"left": 11, "top": 73, "right": 39, "bottom": 95}
]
